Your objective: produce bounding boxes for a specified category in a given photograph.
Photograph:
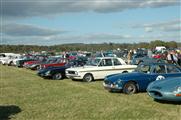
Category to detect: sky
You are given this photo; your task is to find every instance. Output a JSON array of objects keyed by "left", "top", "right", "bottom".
[{"left": 0, "top": 0, "right": 181, "bottom": 45}]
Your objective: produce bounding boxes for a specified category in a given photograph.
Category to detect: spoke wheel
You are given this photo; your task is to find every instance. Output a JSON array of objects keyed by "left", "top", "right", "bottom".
[{"left": 123, "top": 82, "right": 137, "bottom": 94}]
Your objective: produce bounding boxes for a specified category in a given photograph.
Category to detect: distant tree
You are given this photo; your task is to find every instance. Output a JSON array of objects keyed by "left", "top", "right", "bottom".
[
  {"left": 149, "top": 40, "right": 166, "bottom": 49},
  {"left": 166, "top": 41, "right": 177, "bottom": 48},
  {"left": 0, "top": 40, "right": 180, "bottom": 53}
]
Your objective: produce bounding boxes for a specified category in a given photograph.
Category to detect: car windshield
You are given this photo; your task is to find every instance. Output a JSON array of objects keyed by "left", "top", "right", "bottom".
[
  {"left": 45, "top": 58, "right": 58, "bottom": 63},
  {"left": 86, "top": 58, "right": 101, "bottom": 66},
  {"left": 135, "top": 64, "right": 151, "bottom": 73}
]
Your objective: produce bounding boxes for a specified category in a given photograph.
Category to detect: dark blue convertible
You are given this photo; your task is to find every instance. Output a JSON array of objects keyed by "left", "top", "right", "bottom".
[
  {"left": 37, "top": 59, "right": 86, "bottom": 80},
  {"left": 103, "top": 62, "right": 181, "bottom": 94}
]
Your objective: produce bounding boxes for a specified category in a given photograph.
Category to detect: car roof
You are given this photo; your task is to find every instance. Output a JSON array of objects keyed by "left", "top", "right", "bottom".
[
  {"left": 140, "top": 62, "right": 176, "bottom": 66},
  {"left": 95, "top": 57, "right": 118, "bottom": 59}
]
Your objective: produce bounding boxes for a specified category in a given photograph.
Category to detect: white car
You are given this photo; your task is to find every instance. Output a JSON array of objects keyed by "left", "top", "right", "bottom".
[
  {"left": 0, "top": 53, "right": 21, "bottom": 65},
  {"left": 66, "top": 57, "right": 137, "bottom": 82}
]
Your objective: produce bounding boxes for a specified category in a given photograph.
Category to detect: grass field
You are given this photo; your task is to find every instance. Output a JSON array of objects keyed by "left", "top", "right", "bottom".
[{"left": 0, "top": 65, "right": 180, "bottom": 120}]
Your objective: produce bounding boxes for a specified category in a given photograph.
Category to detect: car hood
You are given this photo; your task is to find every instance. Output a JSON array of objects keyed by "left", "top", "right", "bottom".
[
  {"left": 66, "top": 65, "right": 99, "bottom": 72},
  {"left": 38, "top": 66, "right": 67, "bottom": 73},
  {"left": 105, "top": 72, "right": 148, "bottom": 83},
  {"left": 66, "top": 65, "right": 136, "bottom": 72},
  {"left": 148, "top": 77, "right": 181, "bottom": 91}
]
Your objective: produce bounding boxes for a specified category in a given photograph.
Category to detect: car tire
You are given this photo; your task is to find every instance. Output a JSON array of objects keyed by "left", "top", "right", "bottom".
[
  {"left": 36, "top": 65, "right": 41, "bottom": 70},
  {"left": 122, "top": 71, "right": 128, "bottom": 73},
  {"left": 83, "top": 73, "right": 94, "bottom": 82},
  {"left": 9, "top": 61, "right": 13, "bottom": 66},
  {"left": 52, "top": 73, "right": 63, "bottom": 80},
  {"left": 138, "top": 61, "right": 143, "bottom": 65},
  {"left": 123, "top": 82, "right": 137, "bottom": 94}
]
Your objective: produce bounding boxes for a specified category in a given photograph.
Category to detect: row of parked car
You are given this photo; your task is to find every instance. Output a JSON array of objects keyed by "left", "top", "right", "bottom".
[{"left": 1, "top": 52, "right": 181, "bottom": 102}]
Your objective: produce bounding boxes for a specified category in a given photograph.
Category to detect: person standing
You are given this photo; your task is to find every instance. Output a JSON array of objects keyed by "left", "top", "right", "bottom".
[{"left": 127, "top": 50, "right": 133, "bottom": 64}]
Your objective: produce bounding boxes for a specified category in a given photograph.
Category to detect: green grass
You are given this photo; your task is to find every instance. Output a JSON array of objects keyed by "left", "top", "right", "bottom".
[{"left": 0, "top": 65, "right": 180, "bottom": 120}]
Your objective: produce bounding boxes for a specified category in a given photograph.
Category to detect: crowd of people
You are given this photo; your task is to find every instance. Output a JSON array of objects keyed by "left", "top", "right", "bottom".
[{"left": 126, "top": 48, "right": 181, "bottom": 66}]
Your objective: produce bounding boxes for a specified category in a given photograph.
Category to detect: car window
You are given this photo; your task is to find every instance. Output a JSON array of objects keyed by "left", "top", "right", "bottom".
[
  {"left": 105, "top": 59, "right": 113, "bottom": 66},
  {"left": 167, "top": 65, "right": 180, "bottom": 73},
  {"left": 113, "top": 58, "right": 122, "bottom": 66},
  {"left": 86, "top": 58, "right": 100, "bottom": 66},
  {"left": 99, "top": 59, "right": 112, "bottom": 66},
  {"left": 135, "top": 64, "right": 150, "bottom": 73},
  {"left": 153, "top": 65, "right": 166, "bottom": 73}
]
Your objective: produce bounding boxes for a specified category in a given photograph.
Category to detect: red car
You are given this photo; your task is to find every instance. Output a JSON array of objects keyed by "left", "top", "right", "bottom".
[
  {"left": 152, "top": 54, "right": 162, "bottom": 59},
  {"left": 40, "top": 58, "right": 66, "bottom": 69},
  {"left": 24, "top": 60, "right": 39, "bottom": 65},
  {"left": 23, "top": 60, "right": 40, "bottom": 68}
]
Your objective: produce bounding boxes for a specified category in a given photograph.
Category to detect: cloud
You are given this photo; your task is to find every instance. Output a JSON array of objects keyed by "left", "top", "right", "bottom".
[
  {"left": 145, "top": 19, "right": 181, "bottom": 32},
  {"left": 2, "top": 0, "right": 180, "bottom": 18},
  {"left": 1, "top": 23, "right": 67, "bottom": 36},
  {"left": 1, "top": 32, "right": 134, "bottom": 45},
  {"left": 1, "top": 31, "right": 180, "bottom": 45},
  {"left": 144, "top": 27, "right": 153, "bottom": 32},
  {"left": 139, "top": 0, "right": 180, "bottom": 7},
  {"left": 132, "top": 19, "right": 181, "bottom": 32}
]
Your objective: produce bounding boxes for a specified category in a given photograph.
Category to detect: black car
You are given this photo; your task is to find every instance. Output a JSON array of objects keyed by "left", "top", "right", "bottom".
[{"left": 37, "top": 59, "right": 85, "bottom": 80}]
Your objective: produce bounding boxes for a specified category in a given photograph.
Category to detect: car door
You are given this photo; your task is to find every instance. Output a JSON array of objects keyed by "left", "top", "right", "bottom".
[
  {"left": 136, "top": 64, "right": 153, "bottom": 91},
  {"left": 150, "top": 64, "right": 167, "bottom": 81},
  {"left": 112, "top": 58, "right": 125, "bottom": 73},
  {"left": 94, "top": 58, "right": 114, "bottom": 79},
  {"left": 164, "top": 64, "right": 181, "bottom": 78}
]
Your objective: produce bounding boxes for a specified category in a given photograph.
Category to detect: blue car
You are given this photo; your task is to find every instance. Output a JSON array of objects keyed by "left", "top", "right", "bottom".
[
  {"left": 103, "top": 62, "right": 181, "bottom": 94},
  {"left": 147, "top": 77, "right": 181, "bottom": 102}
]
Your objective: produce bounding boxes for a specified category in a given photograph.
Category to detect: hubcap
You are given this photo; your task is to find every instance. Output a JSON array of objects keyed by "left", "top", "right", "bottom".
[
  {"left": 127, "top": 85, "right": 135, "bottom": 94},
  {"left": 55, "top": 74, "right": 62, "bottom": 79},
  {"left": 85, "top": 75, "right": 92, "bottom": 82}
]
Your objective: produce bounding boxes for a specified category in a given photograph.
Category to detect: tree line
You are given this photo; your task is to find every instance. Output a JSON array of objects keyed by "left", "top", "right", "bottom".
[{"left": 0, "top": 40, "right": 180, "bottom": 53}]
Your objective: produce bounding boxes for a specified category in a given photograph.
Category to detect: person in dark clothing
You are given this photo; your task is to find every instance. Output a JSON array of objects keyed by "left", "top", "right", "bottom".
[{"left": 167, "top": 51, "right": 178, "bottom": 64}]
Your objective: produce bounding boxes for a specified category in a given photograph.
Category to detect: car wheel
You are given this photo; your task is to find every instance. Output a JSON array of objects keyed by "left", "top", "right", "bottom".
[
  {"left": 52, "top": 73, "right": 63, "bottom": 80},
  {"left": 83, "top": 73, "right": 94, "bottom": 82},
  {"left": 138, "top": 61, "right": 143, "bottom": 65},
  {"left": 36, "top": 65, "right": 41, "bottom": 70},
  {"left": 9, "top": 61, "right": 13, "bottom": 66},
  {"left": 123, "top": 82, "right": 137, "bottom": 94},
  {"left": 122, "top": 71, "right": 128, "bottom": 73}
]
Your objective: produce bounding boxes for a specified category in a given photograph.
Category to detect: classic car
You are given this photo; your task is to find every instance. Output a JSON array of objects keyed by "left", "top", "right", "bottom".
[
  {"left": 37, "top": 59, "right": 85, "bottom": 80},
  {"left": 131, "top": 54, "right": 165, "bottom": 65},
  {"left": 16, "top": 57, "right": 35, "bottom": 67},
  {"left": 66, "top": 57, "right": 137, "bottom": 82},
  {"left": 147, "top": 77, "right": 181, "bottom": 102},
  {"left": 0, "top": 53, "right": 21, "bottom": 65},
  {"left": 23, "top": 56, "right": 47, "bottom": 69},
  {"left": 103, "top": 62, "right": 181, "bottom": 94},
  {"left": 27, "top": 57, "right": 57, "bottom": 70},
  {"left": 39, "top": 57, "right": 66, "bottom": 69},
  {"left": 23, "top": 60, "right": 42, "bottom": 68},
  {"left": 26, "top": 56, "right": 65, "bottom": 70}
]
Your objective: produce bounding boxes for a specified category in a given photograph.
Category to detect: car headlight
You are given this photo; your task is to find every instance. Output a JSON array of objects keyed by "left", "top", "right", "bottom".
[
  {"left": 174, "top": 86, "right": 181, "bottom": 97},
  {"left": 173, "top": 86, "right": 181, "bottom": 93},
  {"left": 116, "top": 79, "right": 123, "bottom": 84},
  {"left": 45, "top": 71, "right": 51, "bottom": 75},
  {"left": 176, "top": 86, "right": 181, "bottom": 92},
  {"left": 31, "top": 64, "right": 36, "bottom": 67},
  {"left": 74, "top": 71, "right": 78, "bottom": 75},
  {"left": 104, "top": 77, "right": 108, "bottom": 81}
]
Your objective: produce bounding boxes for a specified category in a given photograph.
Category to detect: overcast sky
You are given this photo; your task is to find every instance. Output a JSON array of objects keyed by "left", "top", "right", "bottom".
[{"left": 1, "top": 0, "right": 181, "bottom": 45}]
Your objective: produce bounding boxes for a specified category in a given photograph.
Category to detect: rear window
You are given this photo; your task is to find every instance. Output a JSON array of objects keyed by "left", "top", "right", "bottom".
[
  {"left": 113, "top": 58, "right": 122, "bottom": 66},
  {"left": 167, "top": 65, "right": 180, "bottom": 73},
  {"left": 153, "top": 65, "right": 166, "bottom": 74}
]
